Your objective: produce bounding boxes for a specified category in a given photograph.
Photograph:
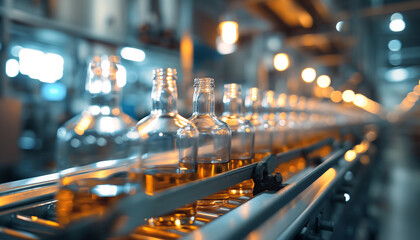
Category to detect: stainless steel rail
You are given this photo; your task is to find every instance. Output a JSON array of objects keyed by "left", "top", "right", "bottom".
[
  {"left": 60, "top": 138, "right": 338, "bottom": 238},
  {"left": 0, "top": 132, "right": 371, "bottom": 240}
]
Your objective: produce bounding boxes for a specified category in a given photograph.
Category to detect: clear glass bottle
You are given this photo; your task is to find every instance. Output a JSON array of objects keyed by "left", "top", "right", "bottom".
[
  {"left": 286, "top": 94, "right": 300, "bottom": 149},
  {"left": 244, "top": 88, "right": 272, "bottom": 160},
  {"left": 55, "top": 55, "right": 140, "bottom": 225},
  {"left": 189, "top": 78, "right": 231, "bottom": 209},
  {"left": 136, "top": 68, "right": 198, "bottom": 227},
  {"left": 221, "top": 83, "right": 255, "bottom": 197},
  {"left": 276, "top": 93, "right": 289, "bottom": 152},
  {"left": 262, "top": 90, "right": 283, "bottom": 154}
]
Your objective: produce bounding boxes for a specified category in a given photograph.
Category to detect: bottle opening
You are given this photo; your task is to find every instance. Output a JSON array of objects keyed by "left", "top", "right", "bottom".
[
  {"left": 153, "top": 68, "right": 177, "bottom": 85},
  {"left": 194, "top": 78, "right": 214, "bottom": 91},
  {"left": 224, "top": 83, "right": 242, "bottom": 98}
]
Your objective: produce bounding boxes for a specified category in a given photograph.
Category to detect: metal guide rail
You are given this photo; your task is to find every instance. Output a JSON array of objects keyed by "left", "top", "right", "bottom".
[{"left": 0, "top": 125, "right": 375, "bottom": 240}]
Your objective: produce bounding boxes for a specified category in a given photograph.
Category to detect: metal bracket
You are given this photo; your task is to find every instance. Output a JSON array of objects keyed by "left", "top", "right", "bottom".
[{"left": 252, "top": 160, "right": 287, "bottom": 195}]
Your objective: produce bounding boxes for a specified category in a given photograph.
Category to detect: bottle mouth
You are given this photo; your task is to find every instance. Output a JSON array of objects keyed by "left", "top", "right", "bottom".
[
  {"left": 194, "top": 78, "right": 214, "bottom": 89},
  {"left": 153, "top": 68, "right": 177, "bottom": 82},
  {"left": 247, "top": 87, "right": 260, "bottom": 101},
  {"left": 224, "top": 83, "right": 242, "bottom": 98},
  {"left": 245, "top": 87, "right": 261, "bottom": 108}
]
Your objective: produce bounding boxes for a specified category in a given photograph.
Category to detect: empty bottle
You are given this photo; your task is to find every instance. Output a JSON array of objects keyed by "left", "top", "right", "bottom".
[
  {"left": 244, "top": 87, "right": 272, "bottom": 160},
  {"left": 55, "top": 55, "right": 140, "bottom": 225},
  {"left": 136, "top": 68, "right": 199, "bottom": 227},
  {"left": 262, "top": 90, "right": 283, "bottom": 154},
  {"left": 221, "top": 83, "right": 255, "bottom": 197},
  {"left": 189, "top": 78, "right": 231, "bottom": 209}
]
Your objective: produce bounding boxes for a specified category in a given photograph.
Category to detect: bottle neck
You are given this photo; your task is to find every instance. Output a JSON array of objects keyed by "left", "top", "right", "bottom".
[
  {"left": 223, "top": 97, "right": 243, "bottom": 115},
  {"left": 89, "top": 92, "right": 120, "bottom": 109},
  {"left": 193, "top": 85, "right": 215, "bottom": 115},
  {"left": 151, "top": 79, "right": 178, "bottom": 115},
  {"left": 87, "top": 77, "right": 121, "bottom": 109}
]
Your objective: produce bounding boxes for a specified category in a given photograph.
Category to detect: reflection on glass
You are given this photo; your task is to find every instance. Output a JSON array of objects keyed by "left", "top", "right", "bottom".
[
  {"left": 55, "top": 56, "right": 140, "bottom": 225},
  {"left": 189, "top": 78, "right": 231, "bottom": 209},
  {"left": 136, "top": 68, "right": 198, "bottom": 227}
]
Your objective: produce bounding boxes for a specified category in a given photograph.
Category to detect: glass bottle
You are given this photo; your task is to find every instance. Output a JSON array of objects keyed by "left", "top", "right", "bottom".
[
  {"left": 276, "top": 93, "right": 289, "bottom": 153},
  {"left": 136, "top": 68, "right": 198, "bottom": 227},
  {"left": 244, "top": 88, "right": 272, "bottom": 160},
  {"left": 262, "top": 90, "right": 283, "bottom": 154},
  {"left": 221, "top": 83, "right": 255, "bottom": 197},
  {"left": 189, "top": 78, "right": 231, "bottom": 209},
  {"left": 55, "top": 55, "right": 140, "bottom": 225},
  {"left": 286, "top": 94, "right": 300, "bottom": 149}
]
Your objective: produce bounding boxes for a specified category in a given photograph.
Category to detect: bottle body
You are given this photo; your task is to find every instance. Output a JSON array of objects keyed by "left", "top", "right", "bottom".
[
  {"left": 136, "top": 68, "right": 198, "bottom": 227},
  {"left": 221, "top": 84, "right": 255, "bottom": 197},
  {"left": 262, "top": 90, "right": 284, "bottom": 154},
  {"left": 245, "top": 88, "right": 272, "bottom": 160},
  {"left": 55, "top": 56, "right": 140, "bottom": 225},
  {"left": 189, "top": 78, "right": 231, "bottom": 208}
]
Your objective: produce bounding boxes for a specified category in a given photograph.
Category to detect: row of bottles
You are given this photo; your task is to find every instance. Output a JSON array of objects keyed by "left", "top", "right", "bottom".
[{"left": 54, "top": 55, "right": 353, "bottom": 229}]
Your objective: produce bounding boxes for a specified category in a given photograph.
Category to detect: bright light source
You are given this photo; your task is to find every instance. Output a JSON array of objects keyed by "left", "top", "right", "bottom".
[
  {"left": 120, "top": 47, "right": 146, "bottom": 62},
  {"left": 5, "top": 59, "right": 19, "bottom": 77},
  {"left": 385, "top": 67, "right": 409, "bottom": 82},
  {"left": 336, "top": 21, "right": 344, "bottom": 32},
  {"left": 390, "top": 13, "right": 403, "bottom": 21},
  {"left": 219, "top": 21, "right": 239, "bottom": 44},
  {"left": 301, "top": 68, "right": 316, "bottom": 83},
  {"left": 216, "top": 36, "right": 236, "bottom": 55},
  {"left": 345, "top": 150, "right": 356, "bottom": 162},
  {"left": 353, "top": 94, "right": 368, "bottom": 107},
  {"left": 116, "top": 64, "right": 127, "bottom": 88},
  {"left": 330, "top": 91, "right": 342, "bottom": 103},
  {"left": 389, "top": 19, "right": 405, "bottom": 32},
  {"left": 344, "top": 193, "right": 350, "bottom": 202},
  {"left": 388, "top": 39, "right": 402, "bottom": 51},
  {"left": 18, "top": 48, "right": 64, "bottom": 83},
  {"left": 273, "top": 53, "right": 289, "bottom": 71},
  {"left": 316, "top": 75, "right": 330, "bottom": 88},
  {"left": 342, "top": 90, "right": 355, "bottom": 102}
]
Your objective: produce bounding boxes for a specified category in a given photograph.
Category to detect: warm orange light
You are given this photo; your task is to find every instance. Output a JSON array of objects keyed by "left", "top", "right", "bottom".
[
  {"left": 342, "top": 90, "right": 355, "bottom": 103},
  {"left": 345, "top": 150, "right": 357, "bottom": 162},
  {"left": 301, "top": 67, "right": 316, "bottom": 83},
  {"left": 313, "top": 86, "right": 323, "bottom": 98},
  {"left": 274, "top": 53, "right": 289, "bottom": 71},
  {"left": 330, "top": 91, "right": 342, "bottom": 103},
  {"left": 414, "top": 85, "right": 420, "bottom": 95},
  {"left": 407, "top": 92, "right": 418, "bottom": 103},
  {"left": 316, "top": 75, "right": 331, "bottom": 88},
  {"left": 288, "top": 94, "right": 299, "bottom": 108},
  {"left": 322, "top": 86, "right": 334, "bottom": 98},
  {"left": 355, "top": 144, "right": 365, "bottom": 153},
  {"left": 298, "top": 13, "right": 313, "bottom": 28},
  {"left": 219, "top": 21, "right": 239, "bottom": 44},
  {"left": 74, "top": 114, "right": 92, "bottom": 135},
  {"left": 277, "top": 93, "right": 287, "bottom": 107},
  {"left": 353, "top": 94, "right": 368, "bottom": 107}
]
